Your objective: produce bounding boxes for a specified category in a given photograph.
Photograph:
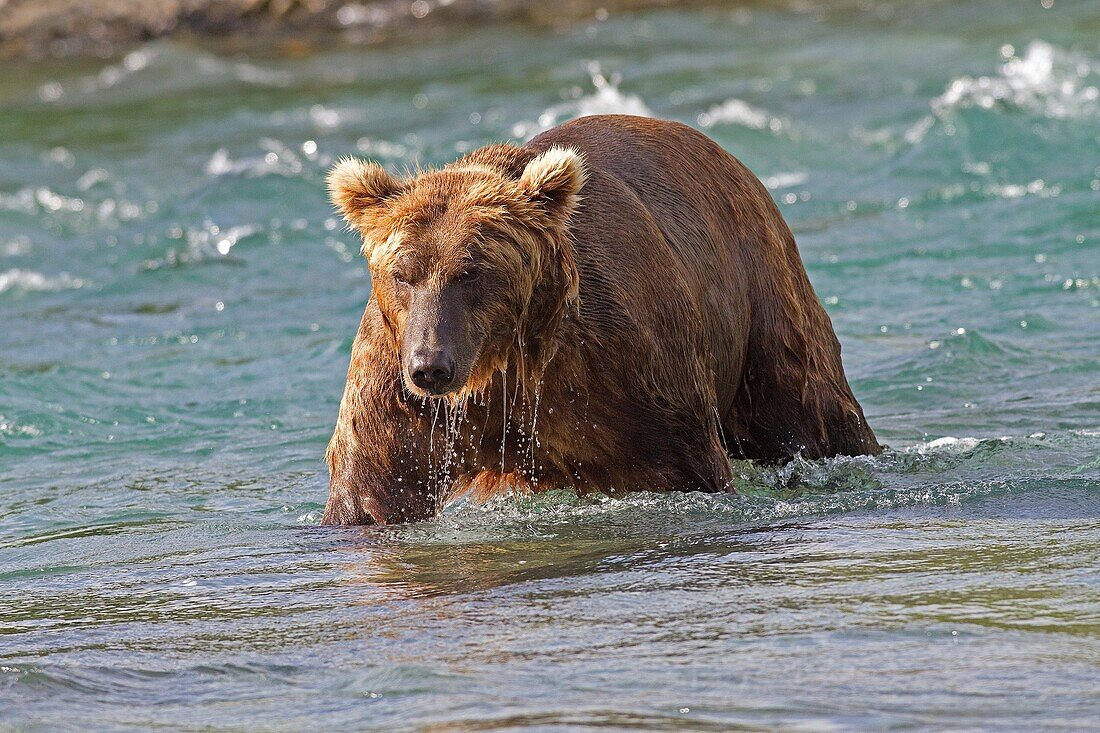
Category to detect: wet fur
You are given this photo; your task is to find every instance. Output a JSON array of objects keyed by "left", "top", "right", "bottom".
[{"left": 323, "top": 115, "right": 881, "bottom": 525}]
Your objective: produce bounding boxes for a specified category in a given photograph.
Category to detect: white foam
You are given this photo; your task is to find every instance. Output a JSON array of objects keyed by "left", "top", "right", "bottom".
[
  {"left": 75, "top": 45, "right": 292, "bottom": 97},
  {"left": 697, "top": 98, "right": 787, "bottom": 132},
  {"left": 0, "top": 415, "right": 42, "bottom": 438},
  {"left": 0, "top": 187, "right": 87, "bottom": 215},
  {"left": 908, "top": 436, "right": 1017, "bottom": 456},
  {"left": 922, "top": 436, "right": 982, "bottom": 452},
  {"left": 511, "top": 63, "right": 652, "bottom": 140},
  {"left": 206, "top": 139, "right": 305, "bottom": 178},
  {"left": 0, "top": 269, "right": 86, "bottom": 294},
  {"left": 932, "top": 40, "right": 1099, "bottom": 119},
  {"left": 762, "top": 172, "right": 808, "bottom": 190},
  {"left": 141, "top": 220, "right": 259, "bottom": 269},
  {"left": 985, "top": 177, "right": 1062, "bottom": 199},
  {"left": 355, "top": 137, "right": 409, "bottom": 160},
  {"left": 78, "top": 49, "right": 155, "bottom": 93}
]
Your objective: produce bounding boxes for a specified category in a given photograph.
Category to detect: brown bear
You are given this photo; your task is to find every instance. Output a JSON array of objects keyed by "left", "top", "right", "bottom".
[{"left": 322, "top": 114, "right": 880, "bottom": 525}]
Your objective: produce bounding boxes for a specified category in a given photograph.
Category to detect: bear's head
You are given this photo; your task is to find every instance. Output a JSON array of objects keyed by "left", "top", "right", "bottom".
[{"left": 327, "top": 145, "right": 586, "bottom": 399}]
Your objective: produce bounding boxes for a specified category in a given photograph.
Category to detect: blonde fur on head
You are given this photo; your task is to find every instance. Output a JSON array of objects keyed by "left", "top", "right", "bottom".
[
  {"left": 326, "top": 156, "right": 402, "bottom": 229},
  {"left": 518, "top": 146, "right": 587, "bottom": 215}
]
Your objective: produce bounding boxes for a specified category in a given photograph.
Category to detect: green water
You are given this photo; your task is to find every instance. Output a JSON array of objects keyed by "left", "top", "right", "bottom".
[{"left": 2, "top": 1, "right": 1099, "bottom": 729}]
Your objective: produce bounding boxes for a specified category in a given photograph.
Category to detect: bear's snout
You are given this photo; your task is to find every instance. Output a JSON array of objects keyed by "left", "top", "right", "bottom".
[{"left": 408, "top": 350, "right": 457, "bottom": 395}]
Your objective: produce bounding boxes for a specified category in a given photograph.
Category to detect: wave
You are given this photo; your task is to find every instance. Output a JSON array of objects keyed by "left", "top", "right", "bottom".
[
  {"left": 512, "top": 65, "right": 789, "bottom": 144},
  {"left": 850, "top": 40, "right": 1098, "bottom": 156},
  {"left": 0, "top": 184, "right": 149, "bottom": 232},
  {"left": 410, "top": 475, "right": 1015, "bottom": 544},
  {"left": 205, "top": 139, "right": 312, "bottom": 179},
  {"left": 35, "top": 43, "right": 294, "bottom": 106},
  {"left": 761, "top": 171, "right": 808, "bottom": 190},
  {"left": 0, "top": 414, "right": 44, "bottom": 438},
  {"left": 364, "top": 430, "right": 1100, "bottom": 541},
  {"left": 1, "top": 187, "right": 85, "bottom": 216},
  {"left": 511, "top": 62, "right": 652, "bottom": 140},
  {"left": 932, "top": 40, "right": 1099, "bottom": 120},
  {"left": 0, "top": 269, "right": 86, "bottom": 295},
  {"left": 139, "top": 221, "right": 260, "bottom": 270},
  {"left": 900, "top": 40, "right": 1099, "bottom": 148},
  {"left": 697, "top": 97, "right": 788, "bottom": 133}
]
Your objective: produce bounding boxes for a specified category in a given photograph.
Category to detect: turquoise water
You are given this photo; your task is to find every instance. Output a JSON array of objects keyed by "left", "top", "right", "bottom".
[{"left": 2, "top": 1, "right": 1099, "bottom": 729}]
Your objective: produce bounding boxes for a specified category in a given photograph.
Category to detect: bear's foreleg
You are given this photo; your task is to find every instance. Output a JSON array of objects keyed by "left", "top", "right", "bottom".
[{"left": 322, "top": 308, "right": 443, "bottom": 525}]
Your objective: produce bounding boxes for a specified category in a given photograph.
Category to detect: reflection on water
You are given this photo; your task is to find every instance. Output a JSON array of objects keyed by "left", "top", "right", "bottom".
[
  {"left": 2, "top": 0, "right": 1100, "bottom": 728},
  {"left": 2, "top": 471, "right": 1099, "bottom": 728}
]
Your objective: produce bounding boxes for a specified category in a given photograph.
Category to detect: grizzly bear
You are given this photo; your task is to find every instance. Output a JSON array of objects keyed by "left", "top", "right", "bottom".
[{"left": 322, "top": 114, "right": 880, "bottom": 525}]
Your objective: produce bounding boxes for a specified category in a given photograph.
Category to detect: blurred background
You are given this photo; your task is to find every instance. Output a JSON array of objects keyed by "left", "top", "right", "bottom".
[{"left": 1, "top": 1, "right": 1098, "bottom": 730}]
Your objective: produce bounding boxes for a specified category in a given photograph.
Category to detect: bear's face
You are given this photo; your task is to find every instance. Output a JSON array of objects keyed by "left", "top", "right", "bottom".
[{"left": 327, "top": 147, "right": 585, "bottom": 399}]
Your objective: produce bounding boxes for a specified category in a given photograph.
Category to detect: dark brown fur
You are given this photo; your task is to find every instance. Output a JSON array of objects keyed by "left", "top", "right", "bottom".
[{"left": 322, "top": 115, "right": 881, "bottom": 525}]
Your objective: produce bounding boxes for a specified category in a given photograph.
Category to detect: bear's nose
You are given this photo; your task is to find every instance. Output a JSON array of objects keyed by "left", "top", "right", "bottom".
[{"left": 409, "top": 351, "right": 456, "bottom": 394}]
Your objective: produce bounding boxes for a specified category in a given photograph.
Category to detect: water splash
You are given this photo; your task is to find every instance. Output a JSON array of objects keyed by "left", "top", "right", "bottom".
[
  {"left": 932, "top": 40, "right": 1099, "bottom": 120},
  {"left": 983, "top": 177, "right": 1062, "bottom": 200},
  {"left": 499, "top": 370, "right": 508, "bottom": 474},
  {"left": 854, "top": 41, "right": 1100, "bottom": 153},
  {"left": 697, "top": 98, "right": 788, "bottom": 133},
  {"left": 420, "top": 429, "right": 1100, "bottom": 539},
  {"left": 525, "top": 380, "right": 543, "bottom": 484},
  {"left": 139, "top": 221, "right": 259, "bottom": 270},
  {"left": 76, "top": 49, "right": 156, "bottom": 94},
  {"left": 511, "top": 62, "right": 652, "bottom": 140},
  {"left": 0, "top": 269, "right": 86, "bottom": 295},
  {"left": 761, "top": 171, "right": 809, "bottom": 190},
  {"left": 205, "top": 139, "right": 312, "bottom": 179}
]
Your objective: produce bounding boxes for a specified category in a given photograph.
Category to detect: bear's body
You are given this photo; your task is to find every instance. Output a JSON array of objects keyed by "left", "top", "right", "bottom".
[{"left": 323, "top": 115, "right": 880, "bottom": 525}]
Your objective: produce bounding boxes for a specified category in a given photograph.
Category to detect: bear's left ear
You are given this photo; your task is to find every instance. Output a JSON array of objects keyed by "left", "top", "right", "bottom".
[
  {"left": 326, "top": 156, "right": 404, "bottom": 230},
  {"left": 518, "top": 146, "right": 587, "bottom": 220}
]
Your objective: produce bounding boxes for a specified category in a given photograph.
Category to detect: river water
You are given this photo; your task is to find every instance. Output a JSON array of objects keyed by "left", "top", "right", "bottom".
[{"left": 2, "top": 1, "right": 1099, "bottom": 729}]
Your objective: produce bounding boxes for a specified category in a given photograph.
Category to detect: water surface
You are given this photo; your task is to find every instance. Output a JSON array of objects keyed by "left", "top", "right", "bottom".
[{"left": 2, "top": 0, "right": 1099, "bottom": 729}]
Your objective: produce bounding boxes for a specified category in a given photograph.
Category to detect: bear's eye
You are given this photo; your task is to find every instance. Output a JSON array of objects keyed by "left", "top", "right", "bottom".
[
  {"left": 392, "top": 271, "right": 412, "bottom": 287},
  {"left": 456, "top": 268, "right": 481, "bottom": 284}
]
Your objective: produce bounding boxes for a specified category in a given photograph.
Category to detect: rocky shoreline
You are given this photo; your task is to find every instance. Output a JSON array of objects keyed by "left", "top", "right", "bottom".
[{"left": 0, "top": 0, "right": 694, "bottom": 60}]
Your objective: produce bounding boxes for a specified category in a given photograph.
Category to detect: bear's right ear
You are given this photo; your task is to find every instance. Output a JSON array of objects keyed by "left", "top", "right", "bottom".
[{"left": 326, "top": 156, "right": 403, "bottom": 230}]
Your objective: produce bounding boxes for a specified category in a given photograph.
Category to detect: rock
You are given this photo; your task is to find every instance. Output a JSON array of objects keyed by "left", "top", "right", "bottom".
[{"left": 0, "top": 0, "right": 688, "bottom": 60}]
